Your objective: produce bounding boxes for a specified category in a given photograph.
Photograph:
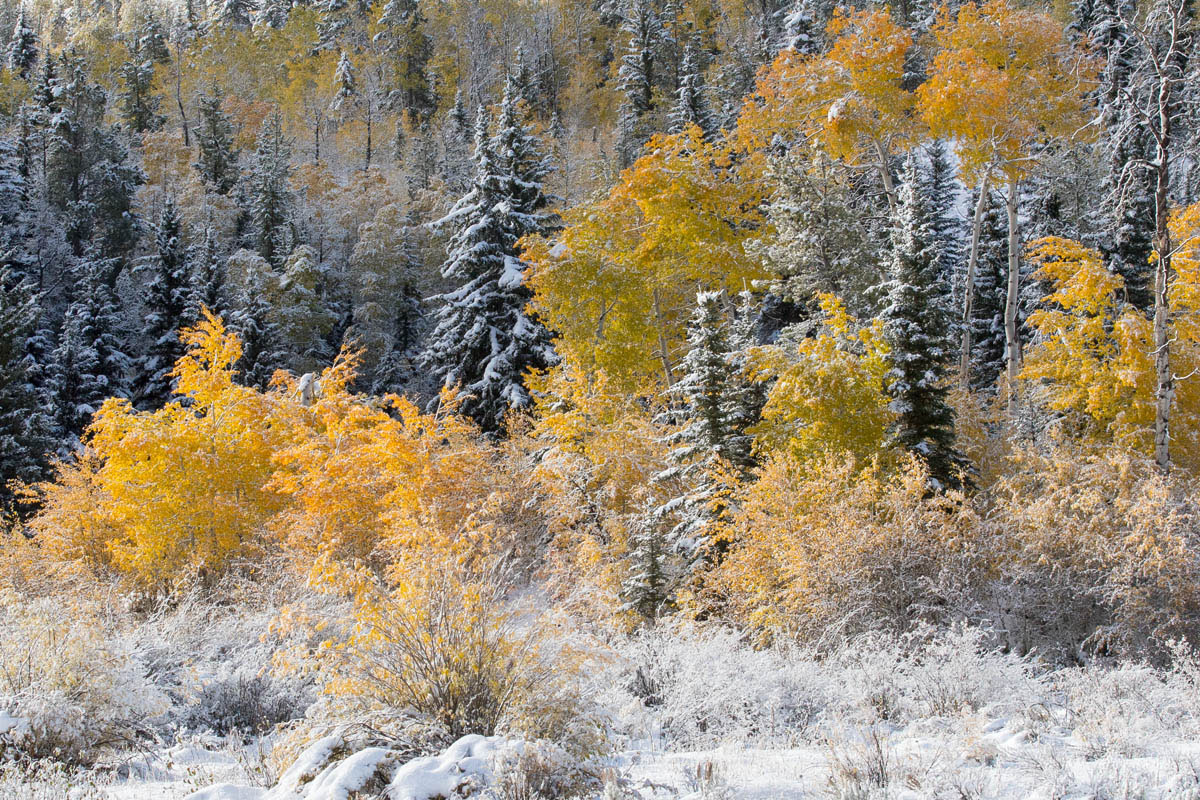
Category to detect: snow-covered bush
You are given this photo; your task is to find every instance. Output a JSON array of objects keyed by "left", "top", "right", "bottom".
[
  {"left": 606, "top": 623, "right": 1042, "bottom": 749},
  {"left": 485, "top": 739, "right": 601, "bottom": 800},
  {"left": 0, "top": 590, "right": 168, "bottom": 764},
  {"left": 128, "top": 584, "right": 313, "bottom": 738}
]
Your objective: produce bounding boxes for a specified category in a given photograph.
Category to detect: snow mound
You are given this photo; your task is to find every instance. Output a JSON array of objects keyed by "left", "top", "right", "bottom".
[
  {"left": 185, "top": 733, "right": 508, "bottom": 800},
  {"left": 386, "top": 734, "right": 503, "bottom": 800}
]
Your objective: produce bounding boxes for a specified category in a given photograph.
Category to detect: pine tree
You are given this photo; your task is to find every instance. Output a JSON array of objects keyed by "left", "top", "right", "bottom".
[
  {"left": 420, "top": 84, "right": 557, "bottom": 433},
  {"left": 616, "top": 0, "right": 665, "bottom": 166},
  {"left": 230, "top": 265, "right": 285, "bottom": 389},
  {"left": 375, "top": 0, "right": 435, "bottom": 121},
  {"left": 49, "top": 257, "right": 131, "bottom": 444},
  {"left": 668, "top": 41, "right": 717, "bottom": 139},
  {"left": 620, "top": 513, "right": 678, "bottom": 623},
  {"left": 136, "top": 197, "right": 191, "bottom": 409},
  {"left": 216, "top": 0, "right": 258, "bottom": 30},
  {"left": 118, "top": 44, "right": 165, "bottom": 134},
  {"left": 0, "top": 269, "right": 50, "bottom": 512},
  {"left": 246, "top": 112, "right": 293, "bottom": 266},
  {"left": 969, "top": 189, "right": 1009, "bottom": 393},
  {"left": 654, "top": 291, "right": 748, "bottom": 562},
  {"left": 7, "top": 8, "right": 38, "bottom": 79},
  {"left": 188, "top": 226, "right": 229, "bottom": 321},
  {"left": 880, "top": 156, "right": 963, "bottom": 488},
  {"left": 193, "top": 91, "right": 240, "bottom": 194}
]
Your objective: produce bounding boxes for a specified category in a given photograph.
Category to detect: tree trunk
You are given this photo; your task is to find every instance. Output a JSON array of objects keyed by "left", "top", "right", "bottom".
[
  {"left": 1004, "top": 177, "right": 1022, "bottom": 418},
  {"left": 1153, "top": 68, "right": 1175, "bottom": 472},
  {"left": 959, "top": 174, "right": 990, "bottom": 389},
  {"left": 873, "top": 139, "right": 897, "bottom": 213},
  {"left": 652, "top": 288, "right": 674, "bottom": 387}
]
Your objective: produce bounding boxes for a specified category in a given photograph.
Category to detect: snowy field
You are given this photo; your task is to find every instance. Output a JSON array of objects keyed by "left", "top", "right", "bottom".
[{"left": 7, "top": 625, "right": 1200, "bottom": 800}]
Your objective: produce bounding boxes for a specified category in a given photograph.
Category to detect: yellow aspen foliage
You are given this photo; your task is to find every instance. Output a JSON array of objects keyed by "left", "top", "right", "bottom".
[
  {"left": 526, "top": 365, "right": 673, "bottom": 625},
  {"left": 524, "top": 125, "right": 767, "bottom": 393},
  {"left": 916, "top": 0, "right": 1096, "bottom": 184},
  {"left": 712, "top": 452, "right": 979, "bottom": 642},
  {"left": 267, "top": 358, "right": 493, "bottom": 573},
  {"left": 31, "top": 311, "right": 285, "bottom": 590},
  {"left": 1023, "top": 234, "right": 1200, "bottom": 470},
  {"left": 750, "top": 295, "right": 893, "bottom": 466},
  {"left": 734, "top": 8, "right": 916, "bottom": 204},
  {"left": 990, "top": 445, "right": 1200, "bottom": 656}
]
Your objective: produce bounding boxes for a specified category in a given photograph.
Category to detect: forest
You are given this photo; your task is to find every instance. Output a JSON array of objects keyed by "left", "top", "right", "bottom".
[{"left": 0, "top": 0, "right": 1199, "bottom": 796}]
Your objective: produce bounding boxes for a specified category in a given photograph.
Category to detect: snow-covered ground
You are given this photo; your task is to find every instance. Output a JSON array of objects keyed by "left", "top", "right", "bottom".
[
  {"left": 8, "top": 625, "right": 1200, "bottom": 799},
  {"left": 22, "top": 711, "right": 1198, "bottom": 800}
]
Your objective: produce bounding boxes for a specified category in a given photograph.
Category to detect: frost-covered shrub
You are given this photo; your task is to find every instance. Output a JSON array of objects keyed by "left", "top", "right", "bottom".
[
  {"left": 126, "top": 584, "right": 313, "bottom": 738},
  {"left": 605, "top": 624, "right": 1042, "bottom": 749},
  {"left": 605, "top": 623, "right": 830, "bottom": 748},
  {"left": 0, "top": 591, "right": 168, "bottom": 764},
  {"left": 486, "top": 740, "right": 601, "bottom": 800},
  {"left": 187, "top": 672, "right": 303, "bottom": 737}
]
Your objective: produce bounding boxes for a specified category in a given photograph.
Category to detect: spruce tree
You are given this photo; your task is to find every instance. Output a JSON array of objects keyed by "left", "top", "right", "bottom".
[
  {"left": 420, "top": 82, "right": 557, "bottom": 433},
  {"left": 230, "top": 266, "right": 285, "bottom": 389},
  {"left": 49, "top": 257, "right": 131, "bottom": 444},
  {"left": 45, "top": 55, "right": 142, "bottom": 262},
  {"left": 188, "top": 226, "right": 229, "bottom": 321},
  {"left": 653, "top": 291, "right": 753, "bottom": 562},
  {"left": 880, "top": 156, "right": 962, "bottom": 488},
  {"left": 440, "top": 89, "right": 473, "bottom": 192},
  {"left": 137, "top": 197, "right": 191, "bottom": 409},
  {"left": 7, "top": 8, "right": 38, "bottom": 79},
  {"left": 620, "top": 514, "right": 678, "bottom": 623},
  {"left": 969, "top": 189, "right": 1009, "bottom": 393},
  {"left": 193, "top": 91, "right": 240, "bottom": 195},
  {"left": 259, "top": 0, "right": 292, "bottom": 28},
  {"left": 669, "top": 41, "right": 717, "bottom": 139},
  {"left": 375, "top": 0, "right": 435, "bottom": 121},
  {"left": 118, "top": 44, "right": 165, "bottom": 134},
  {"left": 0, "top": 269, "right": 50, "bottom": 512},
  {"left": 616, "top": 0, "right": 665, "bottom": 166},
  {"left": 246, "top": 112, "right": 294, "bottom": 266},
  {"left": 922, "top": 139, "right": 964, "bottom": 300},
  {"left": 217, "top": 0, "right": 258, "bottom": 30}
]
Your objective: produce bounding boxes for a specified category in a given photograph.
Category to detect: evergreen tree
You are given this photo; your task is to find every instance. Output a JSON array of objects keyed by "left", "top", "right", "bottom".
[
  {"left": 49, "top": 257, "right": 131, "bottom": 444},
  {"left": 188, "top": 226, "right": 229, "bottom": 321},
  {"left": 217, "top": 0, "right": 258, "bottom": 30},
  {"left": 246, "top": 112, "right": 293, "bottom": 266},
  {"left": 420, "top": 84, "right": 557, "bottom": 433},
  {"left": 136, "top": 197, "right": 191, "bottom": 408},
  {"left": 230, "top": 266, "right": 285, "bottom": 389},
  {"left": 45, "top": 55, "right": 142, "bottom": 263},
  {"left": 439, "top": 89, "right": 472, "bottom": 192},
  {"left": 668, "top": 41, "right": 717, "bottom": 139},
  {"left": 375, "top": 0, "right": 435, "bottom": 121},
  {"left": 193, "top": 91, "right": 240, "bottom": 195},
  {"left": 880, "top": 156, "right": 962, "bottom": 488},
  {"left": 922, "top": 139, "right": 964, "bottom": 300},
  {"left": 1092, "top": 0, "right": 1157, "bottom": 311},
  {"left": 276, "top": 244, "right": 335, "bottom": 374},
  {"left": 0, "top": 269, "right": 50, "bottom": 512},
  {"left": 654, "top": 291, "right": 751, "bottom": 562},
  {"left": 118, "top": 44, "right": 165, "bottom": 134},
  {"left": 259, "top": 0, "right": 292, "bottom": 28},
  {"left": 616, "top": 0, "right": 665, "bottom": 166},
  {"left": 7, "top": 8, "right": 38, "bottom": 79},
  {"left": 969, "top": 189, "right": 1009, "bottom": 393},
  {"left": 620, "top": 513, "right": 678, "bottom": 623}
]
